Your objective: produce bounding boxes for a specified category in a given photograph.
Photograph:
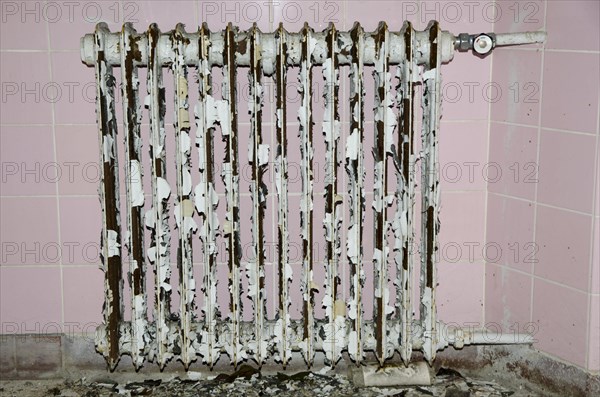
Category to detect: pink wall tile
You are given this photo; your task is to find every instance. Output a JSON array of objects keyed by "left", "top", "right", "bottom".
[
  {"left": 0, "top": 52, "right": 53, "bottom": 125},
  {"left": 0, "top": 266, "right": 62, "bottom": 333},
  {"left": 48, "top": 1, "right": 124, "bottom": 51},
  {"left": 541, "top": 52, "right": 599, "bottom": 134},
  {"left": 0, "top": 125, "right": 56, "bottom": 196},
  {"left": 494, "top": 0, "right": 545, "bottom": 35},
  {"left": 485, "top": 263, "right": 532, "bottom": 330},
  {"left": 54, "top": 125, "right": 100, "bottom": 196},
  {"left": 537, "top": 129, "right": 596, "bottom": 213},
  {"left": 546, "top": 1, "right": 600, "bottom": 51},
  {"left": 419, "top": 0, "right": 492, "bottom": 33},
  {"left": 592, "top": 216, "right": 600, "bottom": 295},
  {"left": 532, "top": 278, "right": 588, "bottom": 368},
  {"left": 128, "top": 1, "right": 197, "bottom": 29},
  {"left": 588, "top": 295, "right": 600, "bottom": 371},
  {"left": 490, "top": 49, "right": 542, "bottom": 126},
  {"left": 441, "top": 53, "right": 491, "bottom": 121},
  {"left": 62, "top": 266, "right": 103, "bottom": 326},
  {"left": 535, "top": 205, "right": 592, "bottom": 292},
  {"left": 59, "top": 197, "right": 101, "bottom": 266},
  {"left": 0, "top": 198, "right": 59, "bottom": 266},
  {"left": 0, "top": 2, "right": 48, "bottom": 50},
  {"left": 438, "top": 191, "right": 486, "bottom": 264},
  {"left": 51, "top": 51, "right": 97, "bottom": 125},
  {"left": 438, "top": 121, "right": 488, "bottom": 191},
  {"left": 486, "top": 194, "right": 535, "bottom": 272},
  {"left": 488, "top": 123, "right": 538, "bottom": 201},
  {"left": 436, "top": 262, "right": 484, "bottom": 325},
  {"left": 198, "top": 0, "right": 271, "bottom": 30},
  {"left": 344, "top": 1, "right": 398, "bottom": 32}
]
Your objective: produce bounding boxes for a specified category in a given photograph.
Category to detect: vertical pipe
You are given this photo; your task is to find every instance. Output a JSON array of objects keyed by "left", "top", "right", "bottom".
[
  {"left": 321, "top": 22, "right": 344, "bottom": 366},
  {"left": 346, "top": 22, "right": 365, "bottom": 365},
  {"left": 420, "top": 20, "right": 442, "bottom": 364},
  {"left": 372, "top": 21, "right": 396, "bottom": 367},
  {"left": 248, "top": 23, "right": 268, "bottom": 365},
  {"left": 221, "top": 22, "right": 244, "bottom": 367},
  {"left": 147, "top": 23, "right": 172, "bottom": 368},
  {"left": 195, "top": 23, "right": 220, "bottom": 367},
  {"left": 393, "top": 21, "right": 416, "bottom": 366},
  {"left": 119, "top": 22, "right": 147, "bottom": 369},
  {"left": 94, "top": 22, "right": 123, "bottom": 370},
  {"left": 274, "top": 23, "right": 292, "bottom": 368},
  {"left": 298, "top": 22, "right": 315, "bottom": 367},
  {"left": 172, "top": 24, "right": 197, "bottom": 368}
]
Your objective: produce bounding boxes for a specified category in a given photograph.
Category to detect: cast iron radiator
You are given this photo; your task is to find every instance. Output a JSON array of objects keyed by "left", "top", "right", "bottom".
[{"left": 80, "top": 22, "right": 545, "bottom": 370}]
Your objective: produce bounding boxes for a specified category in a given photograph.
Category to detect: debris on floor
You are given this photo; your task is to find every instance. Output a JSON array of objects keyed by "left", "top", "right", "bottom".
[{"left": 0, "top": 366, "right": 546, "bottom": 397}]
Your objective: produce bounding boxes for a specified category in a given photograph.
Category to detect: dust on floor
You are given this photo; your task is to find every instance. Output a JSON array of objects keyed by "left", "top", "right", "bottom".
[{"left": 0, "top": 366, "right": 550, "bottom": 397}]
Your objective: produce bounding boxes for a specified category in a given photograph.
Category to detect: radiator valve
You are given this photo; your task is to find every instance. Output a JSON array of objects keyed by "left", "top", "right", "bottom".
[{"left": 455, "top": 33, "right": 497, "bottom": 55}]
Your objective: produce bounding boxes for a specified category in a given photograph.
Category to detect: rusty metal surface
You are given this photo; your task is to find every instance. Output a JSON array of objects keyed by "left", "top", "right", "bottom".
[
  {"left": 274, "top": 23, "right": 293, "bottom": 368},
  {"left": 420, "top": 21, "right": 442, "bottom": 364},
  {"left": 394, "top": 21, "right": 416, "bottom": 366},
  {"left": 221, "top": 22, "right": 244, "bottom": 368},
  {"left": 94, "top": 22, "right": 124, "bottom": 371},
  {"left": 248, "top": 23, "right": 269, "bottom": 366}
]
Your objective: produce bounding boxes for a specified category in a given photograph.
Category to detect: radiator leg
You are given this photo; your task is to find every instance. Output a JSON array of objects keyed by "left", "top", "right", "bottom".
[
  {"left": 120, "top": 22, "right": 148, "bottom": 370},
  {"left": 221, "top": 22, "right": 244, "bottom": 368},
  {"left": 345, "top": 22, "right": 366, "bottom": 365},
  {"left": 372, "top": 21, "right": 396, "bottom": 367},
  {"left": 420, "top": 20, "right": 442, "bottom": 364},
  {"left": 274, "top": 23, "right": 293, "bottom": 368},
  {"left": 321, "top": 22, "right": 344, "bottom": 367},
  {"left": 195, "top": 23, "right": 221, "bottom": 367},
  {"left": 94, "top": 22, "right": 124, "bottom": 371},
  {"left": 298, "top": 23, "right": 316, "bottom": 367},
  {"left": 248, "top": 23, "right": 269, "bottom": 366},
  {"left": 393, "top": 21, "right": 416, "bottom": 366},
  {"left": 172, "top": 24, "right": 198, "bottom": 369},
  {"left": 146, "top": 23, "right": 173, "bottom": 369}
]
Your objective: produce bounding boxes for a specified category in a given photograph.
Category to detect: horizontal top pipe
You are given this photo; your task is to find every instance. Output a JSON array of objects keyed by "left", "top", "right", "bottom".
[
  {"left": 81, "top": 24, "right": 547, "bottom": 72},
  {"left": 81, "top": 23, "right": 458, "bottom": 71}
]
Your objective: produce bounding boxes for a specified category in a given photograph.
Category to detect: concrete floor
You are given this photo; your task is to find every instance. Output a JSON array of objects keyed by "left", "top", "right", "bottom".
[{"left": 0, "top": 366, "right": 561, "bottom": 397}]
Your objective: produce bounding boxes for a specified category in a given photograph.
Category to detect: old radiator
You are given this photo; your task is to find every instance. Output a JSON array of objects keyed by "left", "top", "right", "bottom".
[{"left": 80, "top": 22, "right": 545, "bottom": 370}]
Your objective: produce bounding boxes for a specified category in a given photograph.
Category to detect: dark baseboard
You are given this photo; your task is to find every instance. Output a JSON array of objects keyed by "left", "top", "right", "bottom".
[{"left": 1, "top": 334, "right": 598, "bottom": 396}]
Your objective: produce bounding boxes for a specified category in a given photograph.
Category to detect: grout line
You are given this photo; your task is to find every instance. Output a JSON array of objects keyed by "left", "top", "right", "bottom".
[
  {"left": 535, "top": 201, "right": 595, "bottom": 218},
  {"left": 0, "top": 195, "right": 99, "bottom": 199},
  {"left": 482, "top": 3, "right": 495, "bottom": 326},
  {"left": 0, "top": 49, "right": 80, "bottom": 53},
  {"left": 585, "top": 75, "right": 600, "bottom": 369},
  {"left": 488, "top": 262, "right": 593, "bottom": 296},
  {"left": 43, "top": 0, "right": 66, "bottom": 339},
  {"left": 543, "top": 48, "right": 600, "bottom": 55},
  {"left": 529, "top": 0, "right": 548, "bottom": 330},
  {"left": 487, "top": 191, "right": 535, "bottom": 204},
  {"left": 491, "top": 120, "right": 598, "bottom": 137},
  {"left": 493, "top": 47, "right": 600, "bottom": 55}
]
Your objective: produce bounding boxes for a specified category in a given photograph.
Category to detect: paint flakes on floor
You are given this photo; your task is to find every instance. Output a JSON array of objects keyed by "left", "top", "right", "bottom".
[{"left": 0, "top": 367, "right": 550, "bottom": 397}]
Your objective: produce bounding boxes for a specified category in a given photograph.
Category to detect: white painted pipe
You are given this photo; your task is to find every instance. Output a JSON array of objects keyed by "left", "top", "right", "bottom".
[
  {"left": 80, "top": 27, "right": 456, "bottom": 71},
  {"left": 81, "top": 27, "right": 547, "bottom": 70},
  {"left": 495, "top": 31, "right": 547, "bottom": 47}
]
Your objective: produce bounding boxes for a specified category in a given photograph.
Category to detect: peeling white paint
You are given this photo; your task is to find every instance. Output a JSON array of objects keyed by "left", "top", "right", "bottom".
[
  {"left": 129, "top": 160, "right": 144, "bottom": 207},
  {"left": 90, "top": 22, "right": 468, "bottom": 370}
]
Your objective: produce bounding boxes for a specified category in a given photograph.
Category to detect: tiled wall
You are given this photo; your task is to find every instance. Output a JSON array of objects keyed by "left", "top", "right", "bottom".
[
  {"left": 0, "top": 0, "right": 597, "bottom": 373},
  {"left": 484, "top": 0, "right": 599, "bottom": 372}
]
